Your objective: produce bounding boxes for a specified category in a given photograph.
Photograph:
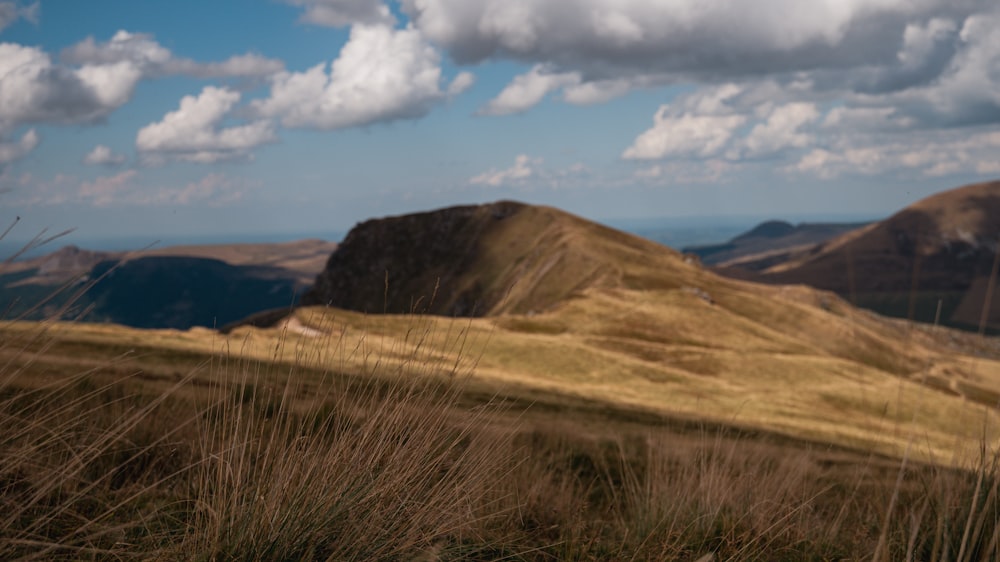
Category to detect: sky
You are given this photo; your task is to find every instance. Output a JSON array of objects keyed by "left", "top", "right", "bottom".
[{"left": 0, "top": 0, "right": 999, "bottom": 244}]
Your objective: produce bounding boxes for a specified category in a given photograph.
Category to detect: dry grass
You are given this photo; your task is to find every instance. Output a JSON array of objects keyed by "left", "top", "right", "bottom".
[
  {"left": 4, "top": 311, "right": 1000, "bottom": 560},
  {"left": 3, "top": 226, "right": 1000, "bottom": 560}
]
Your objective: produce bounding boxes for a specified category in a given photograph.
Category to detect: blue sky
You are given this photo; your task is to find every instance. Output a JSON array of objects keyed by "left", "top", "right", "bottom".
[{"left": 1, "top": 0, "right": 998, "bottom": 244}]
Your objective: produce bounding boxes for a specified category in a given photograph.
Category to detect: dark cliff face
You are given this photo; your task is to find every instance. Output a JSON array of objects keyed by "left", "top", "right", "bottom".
[{"left": 302, "top": 201, "right": 528, "bottom": 316}]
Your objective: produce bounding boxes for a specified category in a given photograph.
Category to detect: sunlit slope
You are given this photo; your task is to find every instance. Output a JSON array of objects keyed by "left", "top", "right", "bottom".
[{"left": 260, "top": 280, "right": 1000, "bottom": 463}]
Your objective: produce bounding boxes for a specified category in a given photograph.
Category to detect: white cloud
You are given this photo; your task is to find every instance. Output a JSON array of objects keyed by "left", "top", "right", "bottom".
[
  {"left": 898, "top": 18, "right": 958, "bottom": 68},
  {"left": 915, "top": 11, "right": 1000, "bottom": 123},
  {"left": 447, "top": 71, "right": 476, "bottom": 96},
  {"left": 0, "top": 128, "right": 38, "bottom": 165},
  {"left": 788, "top": 128, "right": 1000, "bottom": 179},
  {"left": 284, "top": 0, "right": 395, "bottom": 27},
  {"left": 61, "top": 30, "right": 285, "bottom": 78},
  {"left": 479, "top": 65, "right": 580, "bottom": 115},
  {"left": 821, "top": 107, "right": 914, "bottom": 131},
  {"left": 623, "top": 85, "right": 747, "bottom": 160},
  {"left": 136, "top": 86, "right": 276, "bottom": 163},
  {"left": 253, "top": 23, "right": 462, "bottom": 129},
  {"left": 562, "top": 78, "right": 636, "bottom": 105},
  {"left": 404, "top": 0, "right": 984, "bottom": 89},
  {"left": 0, "top": 1, "right": 38, "bottom": 32},
  {"left": 633, "top": 159, "right": 734, "bottom": 185},
  {"left": 78, "top": 169, "right": 138, "bottom": 207},
  {"left": 469, "top": 154, "right": 540, "bottom": 186},
  {"left": 0, "top": 32, "right": 284, "bottom": 136},
  {"left": 634, "top": 164, "right": 662, "bottom": 179},
  {"left": 741, "top": 102, "right": 819, "bottom": 157},
  {"left": 83, "top": 144, "right": 126, "bottom": 166},
  {"left": 169, "top": 173, "right": 246, "bottom": 205},
  {"left": 0, "top": 43, "right": 138, "bottom": 129},
  {"left": 74, "top": 170, "right": 248, "bottom": 207}
]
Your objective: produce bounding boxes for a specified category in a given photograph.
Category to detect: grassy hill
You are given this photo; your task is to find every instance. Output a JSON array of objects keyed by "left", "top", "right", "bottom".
[
  {"left": 726, "top": 180, "right": 1000, "bottom": 331},
  {"left": 4, "top": 200, "right": 1000, "bottom": 559}
]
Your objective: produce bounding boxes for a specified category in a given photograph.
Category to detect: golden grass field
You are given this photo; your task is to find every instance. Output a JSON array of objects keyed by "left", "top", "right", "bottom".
[{"left": 4, "top": 203, "right": 1000, "bottom": 559}]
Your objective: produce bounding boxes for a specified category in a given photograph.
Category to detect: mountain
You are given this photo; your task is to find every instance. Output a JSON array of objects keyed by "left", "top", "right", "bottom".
[
  {"left": 723, "top": 180, "right": 1000, "bottom": 331},
  {"left": 263, "top": 199, "right": 1000, "bottom": 462},
  {"left": 303, "top": 200, "right": 697, "bottom": 316},
  {"left": 1, "top": 239, "right": 337, "bottom": 329},
  {"left": 683, "top": 220, "right": 869, "bottom": 268}
]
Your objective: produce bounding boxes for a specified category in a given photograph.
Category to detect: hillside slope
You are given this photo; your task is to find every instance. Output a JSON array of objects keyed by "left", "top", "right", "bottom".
[
  {"left": 285, "top": 200, "right": 1000, "bottom": 462},
  {"left": 728, "top": 180, "right": 1000, "bottom": 330}
]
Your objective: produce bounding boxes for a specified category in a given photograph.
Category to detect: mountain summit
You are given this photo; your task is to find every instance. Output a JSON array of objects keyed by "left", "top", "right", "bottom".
[{"left": 302, "top": 201, "right": 695, "bottom": 316}]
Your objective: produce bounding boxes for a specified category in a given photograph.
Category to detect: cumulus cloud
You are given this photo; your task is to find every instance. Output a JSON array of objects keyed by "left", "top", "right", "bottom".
[
  {"left": 61, "top": 30, "right": 284, "bottom": 78},
  {"left": 479, "top": 65, "right": 580, "bottom": 115},
  {"left": 623, "top": 85, "right": 748, "bottom": 160},
  {"left": 447, "top": 71, "right": 475, "bottom": 96},
  {"left": 405, "top": 0, "right": 986, "bottom": 77},
  {"left": 0, "top": 43, "right": 139, "bottom": 130},
  {"left": 788, "top": 128, "right": 1000, "bottom": 179},
  {"left": 913, "top": 11, "right": 1000, "bottom": 125},
  {"left": 253, "top": 23, "right": 464, "bottom": 129},
  {"left": 0, "top": 128, "right": 38, "bottom": 165},
  {"left": 562, "top": 78, "right": 637, "bottom": 105},
  {"left": 401, "top": 0, "right": 1000, "bottom": 132},
  {"left": 83, "top": 144, "right": 126, "bottom": 166},
  {"left": 136, "top": 86, "right": 276, "bottom": 163},
  {"left": 742, "top": 102, "right": 819, "bottom": 157},
  {"left": 0, "top": 31, "right": 284, "bottom": 138},
  {"left": 0, "top": 1, "right": 38, "bottom": 31},
  {"left": 470, "top": 154, "right": 540, "bottom": 186},
  {"left": 284, "top": 0, "right": 395, "bottom": 27}
]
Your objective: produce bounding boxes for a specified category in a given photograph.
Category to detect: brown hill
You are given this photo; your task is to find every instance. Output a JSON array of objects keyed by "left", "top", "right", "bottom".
[
  {"left": 302, "top": 201, "right": 699, "bottom": 316},
  {"left": 727, "top": 180, "right": 1000, "bottom": 330}
]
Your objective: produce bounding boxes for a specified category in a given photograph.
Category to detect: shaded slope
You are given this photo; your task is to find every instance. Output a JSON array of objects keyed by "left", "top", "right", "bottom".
[
  {"left": 303, "top": 201, "right": 697, "bottom": 316},
  {"left": 1, "top": 239, "right": 336, "bottom": 329},
  {"left": 733, "top": 180, "right": 1000, "bottom": 330},
  {"left": 84, "top": 257, "right": 301, "bottom": 330}
]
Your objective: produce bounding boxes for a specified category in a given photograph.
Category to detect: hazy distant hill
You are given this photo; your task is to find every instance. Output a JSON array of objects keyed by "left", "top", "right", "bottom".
[
  {"left": 302, "top": 200, "right": 694, "bottom": 316},
  {"left": 1, "top": 239, "right": 336, "bottom": 329},
  {"left": 723, "top": 180, "right": 1000, "bottom": 331},
  {"left": 683, "top": 220, "right": 869, "bottom": 268}
]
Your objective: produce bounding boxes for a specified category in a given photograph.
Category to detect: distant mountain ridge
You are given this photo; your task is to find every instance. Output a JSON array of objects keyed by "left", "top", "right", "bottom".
[
  {"left": 722, "top": 180, "right": 1000, "bottom": 331},
  {"left": 683, "top": 220, "right": 870, "bottom": 268},
  {"left": 1, "top": 239, "right": 337, "bottom": 329}
]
